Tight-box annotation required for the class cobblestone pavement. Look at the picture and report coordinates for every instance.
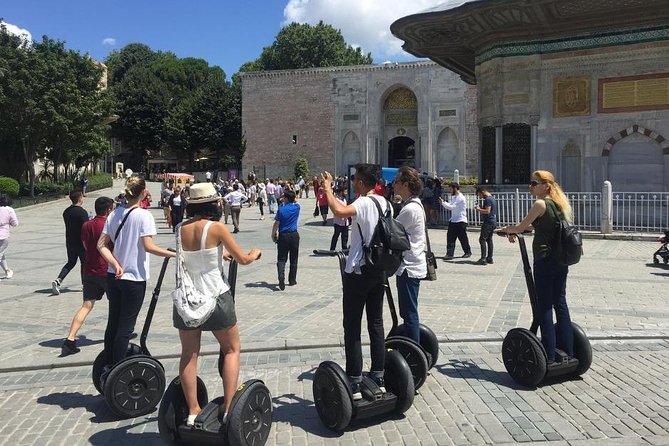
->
[1,180,668,445]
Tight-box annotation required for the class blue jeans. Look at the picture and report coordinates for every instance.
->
[395,270,421,344]
[533,256,573,361]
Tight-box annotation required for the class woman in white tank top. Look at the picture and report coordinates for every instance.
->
[175,183,262,426]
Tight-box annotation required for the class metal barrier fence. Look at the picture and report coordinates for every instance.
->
[433,190,669,233]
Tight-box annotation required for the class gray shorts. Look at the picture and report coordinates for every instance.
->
[173,290,237,331]
[83,275,108,301]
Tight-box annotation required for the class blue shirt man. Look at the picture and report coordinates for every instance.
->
[271,190,300,290]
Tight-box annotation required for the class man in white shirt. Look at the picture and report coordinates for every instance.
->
[321,164,387,401]
[224,184,248,233]
[266,180,277,214]
[438,182,472,260]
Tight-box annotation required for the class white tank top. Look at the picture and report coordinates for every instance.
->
[180,221,230,297]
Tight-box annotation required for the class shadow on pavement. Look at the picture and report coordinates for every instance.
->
[304,219,331,227]
[33,288,77,295]
[36,391,112,421]
[434,359,523,390]
[272,393,342,438]
[40,335,103,349]
[88,418,159,444]
[244,281,280,291]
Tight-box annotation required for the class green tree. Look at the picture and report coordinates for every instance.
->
[243,21,372,71]
[294,157,309,180]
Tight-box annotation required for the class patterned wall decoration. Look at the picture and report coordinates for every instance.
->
[553,76,591,117]
[384,87,418,110]
[598,72,669,113]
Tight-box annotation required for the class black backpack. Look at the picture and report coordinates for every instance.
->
[546,199,583,266]
[358,196,411,274]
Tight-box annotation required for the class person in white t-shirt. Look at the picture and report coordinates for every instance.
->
[97,176,176,368]
[393,167,427,344]
[223,184,248,234]
[321,164,387,401]
[439,182,472,260]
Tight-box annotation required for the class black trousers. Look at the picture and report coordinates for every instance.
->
[342,266,386,378]
[446,221,471,256]
[479,223,496,260]
[329,224,349,251]
[104,274,147,364]
[57,241,85,283]
[277,231,299,284]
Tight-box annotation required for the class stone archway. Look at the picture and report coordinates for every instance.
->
[603,125,668,191]
[383,86,418,167]
[341,131,361,174]
[436,127,458,177]
[388,136,416,167]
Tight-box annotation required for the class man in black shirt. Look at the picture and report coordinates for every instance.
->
[52,191,89,295]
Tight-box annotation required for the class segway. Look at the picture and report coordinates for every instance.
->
[499,232,592,387]
[334,252,439,390]
[158,260,273,446]
[653,230,669,264]
[91,255,171,418]
[312,253,416,432]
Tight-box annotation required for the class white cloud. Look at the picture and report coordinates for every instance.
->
[102,37,117,46]
[283,0,444,63]
[0,20,32,43]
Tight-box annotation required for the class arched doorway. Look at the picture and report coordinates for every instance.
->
[388,136,416,167]
[341,131,361,174]
[436,128,458,177]
[383,87,418,167]
[609,133,663,191]
[560,139,581,192]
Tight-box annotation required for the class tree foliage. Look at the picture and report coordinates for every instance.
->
[243,21,372,71]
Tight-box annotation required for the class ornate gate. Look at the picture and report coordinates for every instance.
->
[481,126,496,183]
[502,123,530,184]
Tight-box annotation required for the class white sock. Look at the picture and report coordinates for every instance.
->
[186,414,197,426]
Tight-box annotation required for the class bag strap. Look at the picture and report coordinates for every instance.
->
[356,195,386,247]
[114,207,136,242]
[405,198,433,254]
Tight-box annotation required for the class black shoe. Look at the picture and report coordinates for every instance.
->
[129,332,138,340]
[233,228,239,234]
[350,381,362,401]
[278,279,285,291]
[443,255,454,261]
[288,281,297,286]
[370,374,386,393]
[477,258,487,265]
[462,253,472,258]
[486,258,494,264]
[61,339,80,356]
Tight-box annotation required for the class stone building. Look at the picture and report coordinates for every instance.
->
[392,0,669,192]
[241,61,478,181]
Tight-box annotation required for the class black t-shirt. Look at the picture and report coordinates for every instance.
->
[63,205,89,243]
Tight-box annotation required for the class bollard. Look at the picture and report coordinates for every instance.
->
[601,180,613,233]
[454,169,460,184]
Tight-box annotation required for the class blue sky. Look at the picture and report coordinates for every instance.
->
[1,0,439,78]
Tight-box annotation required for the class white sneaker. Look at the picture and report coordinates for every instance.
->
[52,279,61,295]
[260,216,264,220]
[5,269,13,279]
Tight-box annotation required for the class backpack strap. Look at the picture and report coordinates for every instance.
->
[356,195,387,247]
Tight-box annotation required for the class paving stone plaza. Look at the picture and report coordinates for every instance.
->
[0,179,668,445]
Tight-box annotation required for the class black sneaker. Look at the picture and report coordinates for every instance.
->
[462,253,472,258]
[486,258,494,264]
[370,375,386,393]
[278,279,285,291]
[350,381,362,401]
[443,255,454,261]
[477,258,487,265]
[61,339,80,356]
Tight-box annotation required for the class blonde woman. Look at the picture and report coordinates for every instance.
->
[499,170,574,364]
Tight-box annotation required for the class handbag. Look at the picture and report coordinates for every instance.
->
[170,223,217,328]
[313,204,320,217]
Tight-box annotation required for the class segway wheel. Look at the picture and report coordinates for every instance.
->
[385,336,429,390]
[158,376,208,446]
[92,343,142,394]
[384,349,415,415]
[571,323,592,376]
[227,381,273,446]
[390,324,440,370]
[103,356,166,418]
[502,328,547,387]
[312,362,353,431]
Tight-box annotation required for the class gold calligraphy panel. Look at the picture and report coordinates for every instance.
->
[553,76,591,117]
[599,73,669,113]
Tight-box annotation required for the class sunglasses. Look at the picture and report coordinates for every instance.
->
[529,180,543,187]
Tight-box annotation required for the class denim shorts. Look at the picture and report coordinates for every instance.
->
[173,290,237,331]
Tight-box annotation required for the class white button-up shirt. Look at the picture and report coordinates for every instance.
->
[441,192,468,223]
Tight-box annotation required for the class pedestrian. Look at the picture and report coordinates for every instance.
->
[224,183,248,234]
[168,185,185,232]
[80,175,89,197]
[0,194,18,279]
[61,196,114,356]
[329,187,349,251]
[172,182,262,426]
[438,182,472,260]
[320,164,388,401]
[304,177,310,198]
[161,184,173,229]
[317,185,329,225]
[257,182,267,220]
[52,191,89,295]
[96,176,175,369]
[313,176,320,197]
[392,167,427,344]
[271,190,300,290]
[266,180,277,214]
[499,170,574,364]
[248,182,257,207]
[297,176,306,198]
[474,186,497,265]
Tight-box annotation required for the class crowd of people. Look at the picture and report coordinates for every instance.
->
[8,164,575,424]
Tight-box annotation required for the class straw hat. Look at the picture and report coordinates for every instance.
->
[188,183,220,203]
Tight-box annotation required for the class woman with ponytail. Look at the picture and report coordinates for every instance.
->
[499,170,574,364]
[97,176,175,366]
